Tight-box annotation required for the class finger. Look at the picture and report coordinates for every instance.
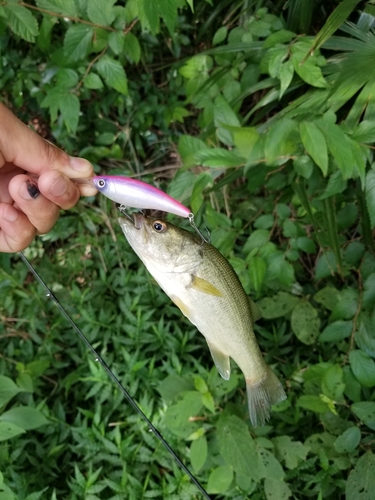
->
[0,103,94,179]
[8,175,61,235]
[0,203,36,252]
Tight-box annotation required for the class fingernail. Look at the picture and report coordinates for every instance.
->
[49,175,68,197]
[3,205,19,222]
[70,156,93,173]
[19,180,40,200]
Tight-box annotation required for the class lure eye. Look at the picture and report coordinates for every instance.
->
[153,221,167,233]
[97,179,106,188]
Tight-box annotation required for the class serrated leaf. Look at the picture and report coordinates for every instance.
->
[291,300,320,345]
[334,427,361,453]
[264,478,292,500]
[138,0,160,34]
[0,422,26,442]
[97,55,128,95]
[299,121,328,175]
[194,148,243,168]
[178,135,209,168]
[83,73,104,90]
[273,436,309,470]
[217,414,259,479]
[156,0,176,35]
[207,465,233,494]
[346,451,375,500]
[36,0,77,17]
[0,406,49,431]
[365,168,375,228]
[319,170,347,199]
[60,93,80,133]
[64,24,93,62]
[190,435,207,474]
[349,350,375,388]
[4,4,39,43]
[87,0,116,26]
[123,33,141,63]
[257,292,299,319]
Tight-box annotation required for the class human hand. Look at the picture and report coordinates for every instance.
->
[0,103,97,252]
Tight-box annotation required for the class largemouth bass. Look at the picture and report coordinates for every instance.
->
[119,214,286,426]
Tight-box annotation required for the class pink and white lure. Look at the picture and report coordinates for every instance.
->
[92,175,191,218]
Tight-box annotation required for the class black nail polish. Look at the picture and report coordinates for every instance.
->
[26,180,40,199]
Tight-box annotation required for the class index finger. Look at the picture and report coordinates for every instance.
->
[0,103,93,178]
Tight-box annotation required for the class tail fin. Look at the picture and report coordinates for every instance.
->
[246,366,286,427]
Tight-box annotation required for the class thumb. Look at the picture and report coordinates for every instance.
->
[0,103,93,178]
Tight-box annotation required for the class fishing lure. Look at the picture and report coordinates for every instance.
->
[19,252,211,500]
[92,175,191,218]
[90,175,208,242]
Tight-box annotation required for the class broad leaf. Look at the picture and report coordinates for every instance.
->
[0,376,22,408]
[299,121,328,175]
[291,300,320,345]
[365,168,375,228]
[0,406,49,431]
[346,452,375,500]
[97,56,128,95]
[190,435,208,474]
[64,24,93,62]
[4,4,39,43]
[87,0,116,26]
[349,350,375,388]
[207,465,233,494]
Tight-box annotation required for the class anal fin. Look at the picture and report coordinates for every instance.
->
[206,341,231,380]
[189,275,223,297]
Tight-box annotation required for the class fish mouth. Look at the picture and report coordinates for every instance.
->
[118,212,144,229]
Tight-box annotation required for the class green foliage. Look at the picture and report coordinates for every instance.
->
[1,0,375,499]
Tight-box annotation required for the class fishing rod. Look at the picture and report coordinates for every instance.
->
[19,251,211,500]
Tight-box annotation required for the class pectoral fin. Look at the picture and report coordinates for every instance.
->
[206,341,231,380]
[249,298,262,322]
[189,275,223,297]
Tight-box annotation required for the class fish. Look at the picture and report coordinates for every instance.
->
[91,175,191,218]
[119,213,287,426]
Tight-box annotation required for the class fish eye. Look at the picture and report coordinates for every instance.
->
[153,221,167,232]
[97,179,106,188]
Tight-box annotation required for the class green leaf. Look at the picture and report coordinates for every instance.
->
[0,406,49,431]
[314,286,340,311]
[213,26,228,45]
[265,118,297,165]
[293,156,314,179]
[319,320,353,343]
[231,127,261,160]
[4,3,39,43]
[257,446,285,480]
[264,478,292,500]
[207,465,233,494]
[356,315,375,358]
[321,364,345,401]
[349,350,375,388]
[0,422,26,442]
[248,256,267,293]
[138,0,160,34]
[291,300,320,345]
[178,135,209,168]
[297,395,330,413]
[83,73,104,90]
[351,402,375,429]
[64,25,93,62]
[363,273,375,310]
[195,148,243,168]
[257,292,299,319]
[311,0,362,53]
[36,0,77,17]
[156,0,177,35]
[0,376,22,407]
[317,121,356,179]
[97,55,128,95]
[87,0,116,26]
[279,59,294,98]
[60,94,80,133]
[123,33,141,63]
[273,436,310,470]
[157,374,193,402]
[334,427,361,453]
[190,435,207,474]
[214,95,240,145]
[108,31,125,55]
[164,391,203,437]
[217,414,259,479]
[346,451,375,500]
[365,168,375,228]
[299,121,328,176]
[319,171,347,199]
[297,237,316,254]
[292,53,327,88]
